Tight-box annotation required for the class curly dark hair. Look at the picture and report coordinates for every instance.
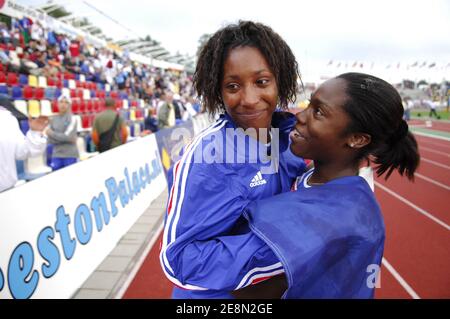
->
[193,20,301,116]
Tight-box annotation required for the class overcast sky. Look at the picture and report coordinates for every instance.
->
[19,0,450,82]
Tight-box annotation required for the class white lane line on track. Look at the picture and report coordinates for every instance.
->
[375,181,450,231]
[421,157,450,170]
[114,222,164,299]
[382,258,420,299]
[414,172,450,191]
[419,146,450,157]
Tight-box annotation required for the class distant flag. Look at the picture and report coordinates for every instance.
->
[397,62,400,69]
[352,61,358,68]
[327,60,333,66]
[337,62,341,68]
[360,63,364,68]
[428,62,436,68]
[420,61,427,68]
[411,61,418,67]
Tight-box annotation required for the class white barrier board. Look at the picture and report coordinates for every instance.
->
[0,134,166,299]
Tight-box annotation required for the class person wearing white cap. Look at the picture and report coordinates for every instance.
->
[46,94,79,170]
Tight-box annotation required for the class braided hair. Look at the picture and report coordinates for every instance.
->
[194,20,300,116]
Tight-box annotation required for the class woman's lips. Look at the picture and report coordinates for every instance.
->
[236,109,266,120]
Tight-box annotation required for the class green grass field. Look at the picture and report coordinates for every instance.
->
[411,109,449,120]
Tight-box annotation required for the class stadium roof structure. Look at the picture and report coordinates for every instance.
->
[33,2,195,70]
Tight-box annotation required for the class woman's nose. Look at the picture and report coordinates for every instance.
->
[295,108,307,124]
[241,86,259,107]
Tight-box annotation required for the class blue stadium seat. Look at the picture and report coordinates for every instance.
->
[54,88,62,99]
[11,86,23,99]
[0,85,8,95]
[45,87,55,100]
[19,74,28,86]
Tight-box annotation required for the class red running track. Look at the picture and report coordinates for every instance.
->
[123,133,450,299]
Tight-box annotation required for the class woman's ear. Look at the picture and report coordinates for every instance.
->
[347,133,371,149]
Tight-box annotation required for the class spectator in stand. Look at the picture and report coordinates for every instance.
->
[0,95,48,192]
[92,97,128,152]
[46,95,79,170]
[157,90,176,129]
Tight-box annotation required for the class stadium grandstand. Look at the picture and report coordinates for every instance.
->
[0,0,203,182]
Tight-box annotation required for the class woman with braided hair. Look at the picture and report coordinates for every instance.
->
[159,21,307,298]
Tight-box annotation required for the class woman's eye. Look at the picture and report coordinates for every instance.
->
[257,79,269,85]
[314,107,324,117]
[226,83,239,90]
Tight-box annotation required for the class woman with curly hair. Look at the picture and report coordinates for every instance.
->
[159,20,306,298]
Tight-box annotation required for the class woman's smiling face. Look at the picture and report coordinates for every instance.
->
[221,46,278,131]
[290,78,353,163]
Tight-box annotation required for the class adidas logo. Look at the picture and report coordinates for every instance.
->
[250,171,267,188]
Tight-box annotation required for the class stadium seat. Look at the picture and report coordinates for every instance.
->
[104,83,110,92]
[61,88,70,98]
[81,115,90,128]
[55,77,63,88]
[23,86,34,99]
[79,74,86,82]
[86,100,93,112]
[35,87,45,100]
[38,76,47,88]
[79,100,86,113]
[44,88,55,100]
[7,73,18,86]
[51,100,59,113]
[54,88,62,99]
[76,89,83,99]
[68,79,76,89]
[19,74,28,86]
[130,109,136,121]
[0,71,6,84]
[70,89,77,98]
[40,100,53,116]
[83,89,90,100]
[71,99,80,113]
[47,77,56,87]
[0,64,4,72]
[28,75,38,87]
[28,100,40,117]
[75,80,83,88]
[115,99,122,109]
[110,91,118,99]
[14,100,28,116]
[122,99,129,109]
[0,85,8,95]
